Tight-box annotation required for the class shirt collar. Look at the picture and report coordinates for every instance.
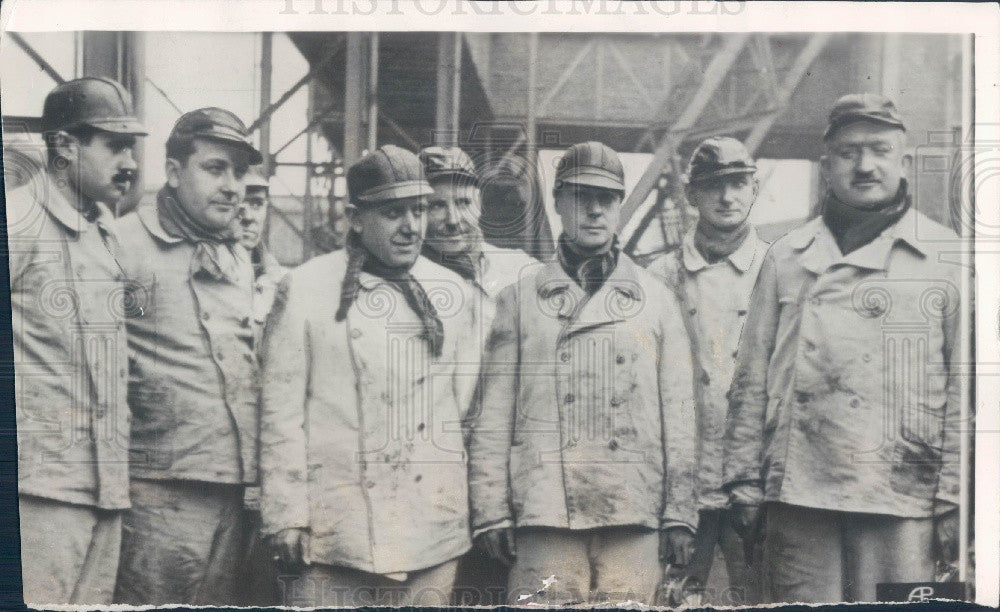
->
[137,202,185,244]
[357,255,433,290]
[41,174,114,235]
[791,207,927,274]
[681,225,763,274]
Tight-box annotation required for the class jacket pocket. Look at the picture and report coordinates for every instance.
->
[126,370,176,470]
[889,436,941,500]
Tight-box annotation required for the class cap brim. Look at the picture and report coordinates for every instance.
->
[197,135,264,165]
[81,118,149,136]
[823,113,905,139]
[688,167,757,184]
[558,171,625,192]
[357,180,434,204]
[427,170,479,187]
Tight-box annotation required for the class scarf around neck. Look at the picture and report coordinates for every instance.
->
[336,232,444,358]
[156,186,241,282]
[557,233,620,296]
[694,219,751,264]
[821,179,911,255]
[421,240,482,283]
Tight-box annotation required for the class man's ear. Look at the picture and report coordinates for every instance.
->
[751,177,761,201]
[819,154,831,182]
[901,152,914,174]
[50,131,78,166]
[165,157,182,189]
[346,204,363,234]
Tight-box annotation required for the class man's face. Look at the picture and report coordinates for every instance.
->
[166,138,249,231]
[822,122,909,208]
[687,173,757,232]
[351,196,427,268]
[554,184,621,250]
[425,180,481,254]
[237,185,269,249]
[69,131,139,206]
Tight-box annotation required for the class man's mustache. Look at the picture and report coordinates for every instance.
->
[113,169,137,183]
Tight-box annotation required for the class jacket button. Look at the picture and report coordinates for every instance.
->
[202,311,210,321]
[366,480,376,489]
[737,309,747,317]
[216,351,225,361]
[688,308,697,316]
[616,355,626,365]
[850,398,861,408]
[701,371,711,385]
[811,297,821,306]
[564,393,575,404]
[95,407,106,419]
[560,352,570,362]
[862,353,872,363]
[608,439,619,451]
[351,329,362,339]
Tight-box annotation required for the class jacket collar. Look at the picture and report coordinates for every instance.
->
[789,206,926,274]
[357,255,435,291]
[535,252,643,333]
[41,173,115,235]
[137,202,185,245]
[681,225,763,274]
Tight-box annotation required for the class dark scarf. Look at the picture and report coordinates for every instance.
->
[421,240,482,283]
[694,219,751,264]
[156,186,240,282]
[822,180,911,255]
[557,233,620,296]
[336,232,444,358]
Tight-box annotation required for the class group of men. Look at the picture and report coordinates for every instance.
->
[11,73,963,607]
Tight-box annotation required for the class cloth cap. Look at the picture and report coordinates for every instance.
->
[42,77,147,135]
[244,165,269,190]
[823,93,905,140]
[686,136,757,184]
[169,107,263,164]
[554,141,625,193]
[418,146,479,186]
[347,144,433,206]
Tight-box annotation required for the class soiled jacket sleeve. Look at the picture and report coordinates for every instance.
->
[658,286,698,530]
[259,274,311,535]
[466,284,518,537]
[936,274,965,513]
[724,248,780,506]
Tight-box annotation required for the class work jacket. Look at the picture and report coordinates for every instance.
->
[250,246,287,348]
[647,227,769,509]
[115,204,258,484]
[724,208,964,517]
[467,254,699,536]
[259,250,478,575]
[8,176,130,509]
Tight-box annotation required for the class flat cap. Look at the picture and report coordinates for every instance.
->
[42,77,147,135]
[419,146,479,186]
[686,136,756,184]
[823,93,905,140]
[555,141,625,193]
[169,107,263,164]
[244,165,269,190]
[348,145,433,206]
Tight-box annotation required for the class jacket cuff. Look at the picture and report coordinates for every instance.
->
[659,519,695,534]
[727,482,764,506]
[472,518,513,540]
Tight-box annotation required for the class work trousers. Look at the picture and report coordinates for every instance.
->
[507,526,661,605]
[19,495,122,605]
[114,479,245,605]
[762,502,935,603]
[280,559,459,606]
[686,508,760,605]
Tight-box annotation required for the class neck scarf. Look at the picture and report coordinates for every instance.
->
[156,186,240,282]
[557,233,619,296]
[822,179,910,255]
[421,239,482,283]
[694,219,751,264]
[336,232,444,358]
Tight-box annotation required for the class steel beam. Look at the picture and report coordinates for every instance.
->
[9,32,65,83]
[435,32,462,146]
[744,33,832,153]
[535,39,594,117]
[259,32,273,176]
[618,33,751,232]
[343,32,368,164]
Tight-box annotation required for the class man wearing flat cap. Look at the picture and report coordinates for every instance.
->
[647,136,768,604]
[724,94,964,603]
[259,145,478,606]
[9,77,145,605]
[468,141,698,604]
[112,107,263,605]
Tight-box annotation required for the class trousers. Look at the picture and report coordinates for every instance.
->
[507,526,662,605]
[113,479,245,605]
[762,502,935,603]
[686,508,760,605]
[280,559,459,606]
[19,495,122,605]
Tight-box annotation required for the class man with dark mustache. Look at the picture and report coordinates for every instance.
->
[259,145,478,606]
[9,77,145,605]
[468,141,698,605]
[112,108,263,605]
[724,94,964,603]
[647,137,768,604]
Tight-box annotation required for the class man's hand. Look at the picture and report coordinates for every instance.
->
[934,509,960,563]
[728,503,762,540]
[660,526,695,566]
[475,527,516,566]
[269,527,311,569]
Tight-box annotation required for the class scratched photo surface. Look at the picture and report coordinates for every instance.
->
[0,12,982,608]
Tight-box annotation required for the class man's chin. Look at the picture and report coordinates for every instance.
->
[425,239,470,254]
